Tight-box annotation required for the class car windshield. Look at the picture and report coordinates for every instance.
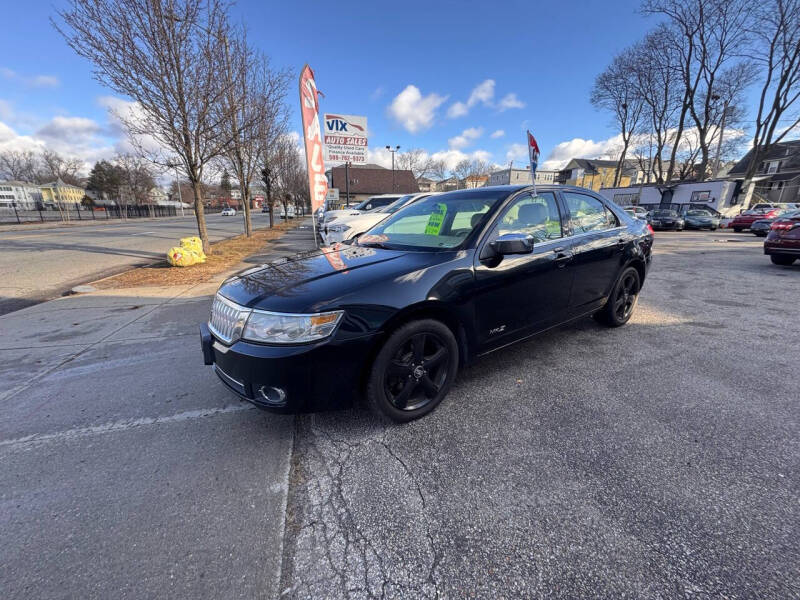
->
[653,210,677,217]
[687,210,711,216]
[377,195,414,214]
[358,190,508,251]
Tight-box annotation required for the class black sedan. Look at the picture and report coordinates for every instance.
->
[201,185,654,422]
[649,209,685,231]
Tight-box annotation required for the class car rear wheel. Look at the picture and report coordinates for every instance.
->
[366,319,459,422]
[770,255,796,266]
[733,227,743,233]
[594,267,641,327]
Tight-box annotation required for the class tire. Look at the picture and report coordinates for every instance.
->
[711,226,717,231]
[594,266,641,327]
[733,227,743,233]
[770,255,796,266]
[366,319,459,422]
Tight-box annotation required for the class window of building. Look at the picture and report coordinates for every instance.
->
[690,190,711,202]
[613,192,640,206]
[765,160,780,174]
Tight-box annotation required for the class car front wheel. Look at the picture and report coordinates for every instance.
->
[366,319,459,422]
[770,255,796,266]
[595,266,641,327]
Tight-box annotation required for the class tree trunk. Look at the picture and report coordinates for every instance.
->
[240,182,252,237]
[190,180,210,254]
[614,143,629,188]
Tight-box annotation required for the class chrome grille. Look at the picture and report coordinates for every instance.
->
[208,294,251,344]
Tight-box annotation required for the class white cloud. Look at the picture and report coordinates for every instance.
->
[490,129,505,139]
[1,68,60,88]
[446,102,469,118]
[498,93,525,111]
[540,136,621,170]
[447,79,495,118]
[506,143,528,163]
[387,85,447,133]
[448,127,483,150]
[467,79,495,107]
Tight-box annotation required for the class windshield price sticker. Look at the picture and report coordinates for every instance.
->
[425,203,448,235]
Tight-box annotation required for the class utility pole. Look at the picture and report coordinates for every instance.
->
[385,145,400,192]
[345,161,350,207]
[712,98,730,179]
[508,160,513,185]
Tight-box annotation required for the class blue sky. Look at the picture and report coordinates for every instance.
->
[0,0,665,175]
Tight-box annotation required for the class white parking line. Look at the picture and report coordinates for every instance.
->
[1,403,255,450]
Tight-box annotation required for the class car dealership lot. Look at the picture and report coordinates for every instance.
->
[1,230,798,599]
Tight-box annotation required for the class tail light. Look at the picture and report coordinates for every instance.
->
[766,209,780,218]
[771,220,795,230]
[646,224,654,235]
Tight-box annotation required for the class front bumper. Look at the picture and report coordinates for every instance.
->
[200,323,377,413]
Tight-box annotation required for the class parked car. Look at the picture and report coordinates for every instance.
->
[322,193,433,246]
[683,209,720,230]
[730,207,782,232]
[261,205,270,213]
[623,206,649,220]
[764,211,800,265]
[322,195,402,228]
[200,185,654,421]
[221,207,236,216]
[750,209,800,236]
[280,205,296,218]
[649,209,685,231]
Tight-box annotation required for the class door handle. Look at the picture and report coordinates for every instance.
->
[553,247,571,268]
[616,238,625,249]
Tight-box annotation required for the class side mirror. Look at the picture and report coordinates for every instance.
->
[490,233,534,255]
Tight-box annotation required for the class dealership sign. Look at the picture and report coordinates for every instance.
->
[323,114,368,163]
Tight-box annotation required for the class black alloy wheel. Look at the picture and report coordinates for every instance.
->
[367,319,459,422]
[771,255,796,266]
[595,266,641,327]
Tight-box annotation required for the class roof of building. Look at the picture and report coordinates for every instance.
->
[41,178,85,190]
[329,166,419,194]
[564,158,639,176]
[0,180,41,186]
[728,139,800,176]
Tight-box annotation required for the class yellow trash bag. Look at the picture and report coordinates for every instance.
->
[180,236,203,254]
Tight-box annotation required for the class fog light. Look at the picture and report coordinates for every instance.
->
[257,385,287,406]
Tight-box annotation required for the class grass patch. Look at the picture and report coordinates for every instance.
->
[95,220,302,289]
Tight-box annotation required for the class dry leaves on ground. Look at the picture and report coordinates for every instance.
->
[94,221,302,289]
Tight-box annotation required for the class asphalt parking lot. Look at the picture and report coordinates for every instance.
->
[2,229,798,599]
[280,230,799,598]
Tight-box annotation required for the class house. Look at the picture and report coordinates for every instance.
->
[416,176,437,193]
[39,178,85,208]
[463,174,489,189]
[327,163,419,204]
[0,180,43,210]
[727,140,800,205]
[557,159,639,191]
[487,167,559,186]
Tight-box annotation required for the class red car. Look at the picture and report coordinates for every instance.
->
[764,213,800,265]
[730,208,781,232]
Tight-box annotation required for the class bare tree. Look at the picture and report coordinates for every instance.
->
[115,153,156,211]
[643,0,755,182]
[591,48,645,186]
[217,23,291,237]
[427,159,448,185]
[0,150,39,181]
[630,26,682,183]
[40,149,84,185]
[741,0,800,184]
[55,0,237,253]
[396,148,432,179]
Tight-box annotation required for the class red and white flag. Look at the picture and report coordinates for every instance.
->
[299,64,328,213]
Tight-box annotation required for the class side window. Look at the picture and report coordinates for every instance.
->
[490,191,563,243]
[564,192,618,234]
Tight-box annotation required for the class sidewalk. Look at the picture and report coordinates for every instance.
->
[0,221,316,599]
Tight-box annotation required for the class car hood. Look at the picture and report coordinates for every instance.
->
[324,209,362,222]
[217,244,425,313]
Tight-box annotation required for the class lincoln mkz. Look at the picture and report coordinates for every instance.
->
[200,185,654,422]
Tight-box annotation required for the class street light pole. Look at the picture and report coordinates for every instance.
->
[385,145,400,192]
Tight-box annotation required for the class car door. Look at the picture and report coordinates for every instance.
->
[561,191,625,313]
[472,191,574,350]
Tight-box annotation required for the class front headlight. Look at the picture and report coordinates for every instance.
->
[242,310,344,344]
